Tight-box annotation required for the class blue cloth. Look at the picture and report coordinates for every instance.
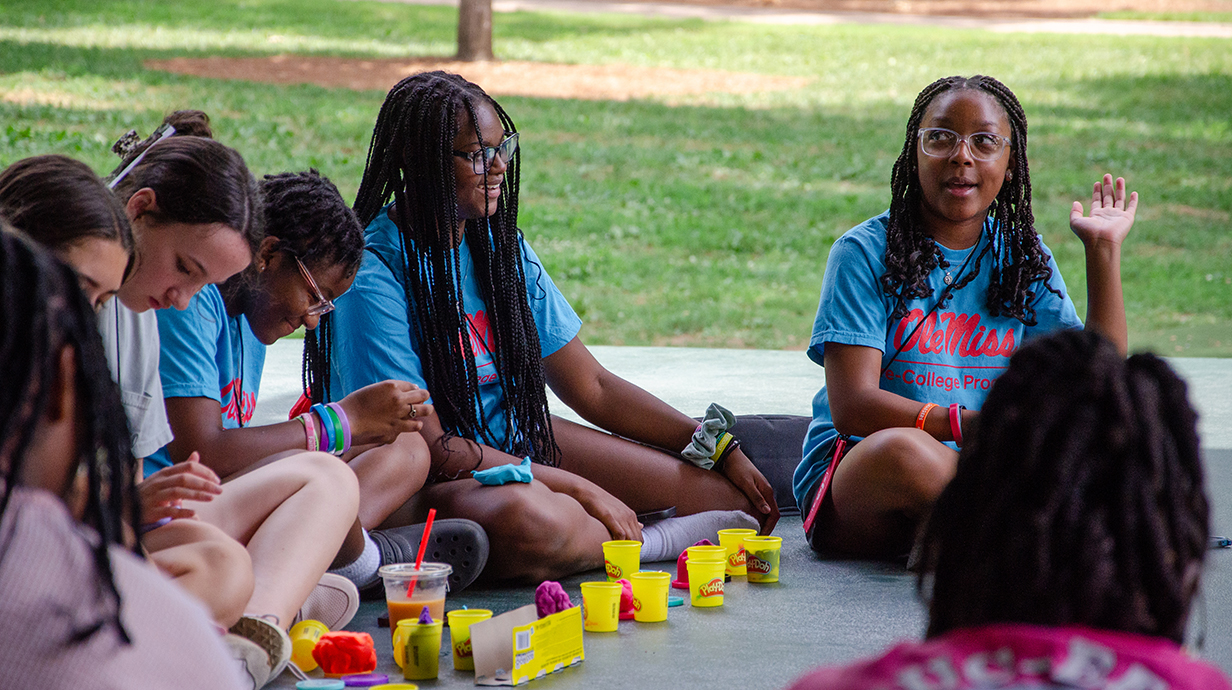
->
[148,285,267,473]
[329,206,582,453]
[472,457,535,485]
[791,212,1083,510]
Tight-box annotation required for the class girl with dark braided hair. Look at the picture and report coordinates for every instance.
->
[788,329,1228,690]
[0,229,245,689]
[329,71,775,583]
[794,75,1138,560]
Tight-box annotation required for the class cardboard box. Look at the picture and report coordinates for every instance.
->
[470,604,585,686]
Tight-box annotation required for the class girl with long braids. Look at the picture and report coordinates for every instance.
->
[153,169,489,593]
[794,75,1137,559]
[0,229,245,688]
[788,329,1228,689]
[328,71,776,583]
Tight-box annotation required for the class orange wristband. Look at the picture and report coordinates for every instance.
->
[915,402,938,430]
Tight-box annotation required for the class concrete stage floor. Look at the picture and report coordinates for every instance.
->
[257,343,1232,689]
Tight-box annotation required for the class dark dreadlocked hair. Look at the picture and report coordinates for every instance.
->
[882,75,1059,325]
[245,170,364,404]
[351,71,558,466]
[920,329,1208,644]
[0,228,139,645]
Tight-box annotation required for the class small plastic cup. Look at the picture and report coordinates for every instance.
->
[744,535,782,583]
[289,619,329,672]
[685,544,727,563]
[602,540,641,581]
[447,608,493,671]
[628,571,670,623]
[379,563,451,641]
[687,558,726,607]
[392,618,443,680]
[580,581,622,632]
[717,528,758,577]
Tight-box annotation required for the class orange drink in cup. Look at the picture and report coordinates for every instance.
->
[602,540,641,581]
[717,528,757,577]
[379,563,451,641]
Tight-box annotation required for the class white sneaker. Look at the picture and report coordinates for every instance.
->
[229,615,291,687]
[295,572,360,630]
[222,632,271,690]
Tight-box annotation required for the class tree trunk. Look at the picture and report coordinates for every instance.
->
[457,0,494,61]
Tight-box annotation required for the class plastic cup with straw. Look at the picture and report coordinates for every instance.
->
[379,508,452,633]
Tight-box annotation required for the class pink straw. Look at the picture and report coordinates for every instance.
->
[406,508,437,597]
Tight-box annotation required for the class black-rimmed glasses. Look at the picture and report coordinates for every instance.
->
[453,132,519,175]
[918,128,1011,162]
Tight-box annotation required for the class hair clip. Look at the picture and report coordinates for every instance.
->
[111,130,140,158]
[107,123,177,190]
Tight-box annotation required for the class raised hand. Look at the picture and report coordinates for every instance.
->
[1070,174,1138,248]
[138,453,222,521]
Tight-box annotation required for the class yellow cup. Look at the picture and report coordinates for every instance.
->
[392,619,444,679]
[687,558,726,607]
[717,528,758,577]
[602,540,641,581]
[580,581,622,632]
[446,609,492,671]
[685,545,727,563]
[628,571,670,623]
[288,619,328,672]
[744,535,782,583]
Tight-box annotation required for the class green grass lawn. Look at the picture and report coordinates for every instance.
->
[2,0,1230,355]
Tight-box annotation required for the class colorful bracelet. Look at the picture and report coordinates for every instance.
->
[296,413,318,452]
[710,431,735,462]
[322,405,345,456]
[327,402,352,455]
[311,404,336,455]
[916,402,938,430]
[949,403,966,447]
[713,437,741,472]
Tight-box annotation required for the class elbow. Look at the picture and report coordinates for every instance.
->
[829,402,864,438]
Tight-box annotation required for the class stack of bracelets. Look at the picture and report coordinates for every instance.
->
[709,430,741,471]
[294,403,353,456]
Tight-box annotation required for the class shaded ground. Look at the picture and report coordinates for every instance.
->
[145,55,810,99]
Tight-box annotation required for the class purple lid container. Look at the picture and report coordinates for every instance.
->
[342,673,390,687]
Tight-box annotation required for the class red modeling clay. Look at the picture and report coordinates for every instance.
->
[618,579,635,620]
[535,580,573,618]
[312,631,377,677]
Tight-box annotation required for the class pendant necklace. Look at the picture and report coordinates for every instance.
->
[944,242,979,285]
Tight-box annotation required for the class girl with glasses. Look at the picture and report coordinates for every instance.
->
[326,71,776,584]
[788,330,1228,690]
[795,75,1137,560]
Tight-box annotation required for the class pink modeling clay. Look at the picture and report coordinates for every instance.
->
[672,539,716,590]
[618,579,635,620]
[418,605,433,624]
[535,580,573,618]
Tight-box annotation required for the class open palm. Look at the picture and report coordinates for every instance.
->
[1070,174,1138,247]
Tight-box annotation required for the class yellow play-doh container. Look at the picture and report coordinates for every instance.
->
[602,540,641,581]
[684,545,727,563]
[628,571,670,623]
[686,558,726,607]
[744,535,782,583]
[580,581,622,632]
[717,528,758,577]
[288,619,329,672]
[393,619,443,680]
[446,609,492,671]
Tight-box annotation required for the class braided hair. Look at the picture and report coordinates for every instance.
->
[920,329,1208,644]
[352,71,558,466]
[0,228,139,644]
[245,170,364,404]
[882,75,1058,325]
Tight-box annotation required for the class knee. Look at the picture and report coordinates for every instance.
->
[485,489,579,582]
[196,532,255,626]
[861,429,956,508]
[293,452,361,510]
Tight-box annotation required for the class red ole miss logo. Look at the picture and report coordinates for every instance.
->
[728,548,746,568]
[455,638,473,658]
[605,560,622,579]
[697,579,724,598]
[747,555,773,574]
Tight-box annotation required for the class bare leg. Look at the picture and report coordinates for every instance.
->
[395,478,610,584]
[144,518,254,628]
[813,428,957,559]
[551,416,755,516]
[348,432,431,530]
[188,451,360,627]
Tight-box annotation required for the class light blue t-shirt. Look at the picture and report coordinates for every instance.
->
[329,206,582,453]
[792,212,1083,510]
[148,284,266,473]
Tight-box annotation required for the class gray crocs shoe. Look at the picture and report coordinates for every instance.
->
[369,518,489,592]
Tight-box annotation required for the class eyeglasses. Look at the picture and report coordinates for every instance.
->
[452,132,519,175]
[294,256,335,317]
[918,128,1011,162]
